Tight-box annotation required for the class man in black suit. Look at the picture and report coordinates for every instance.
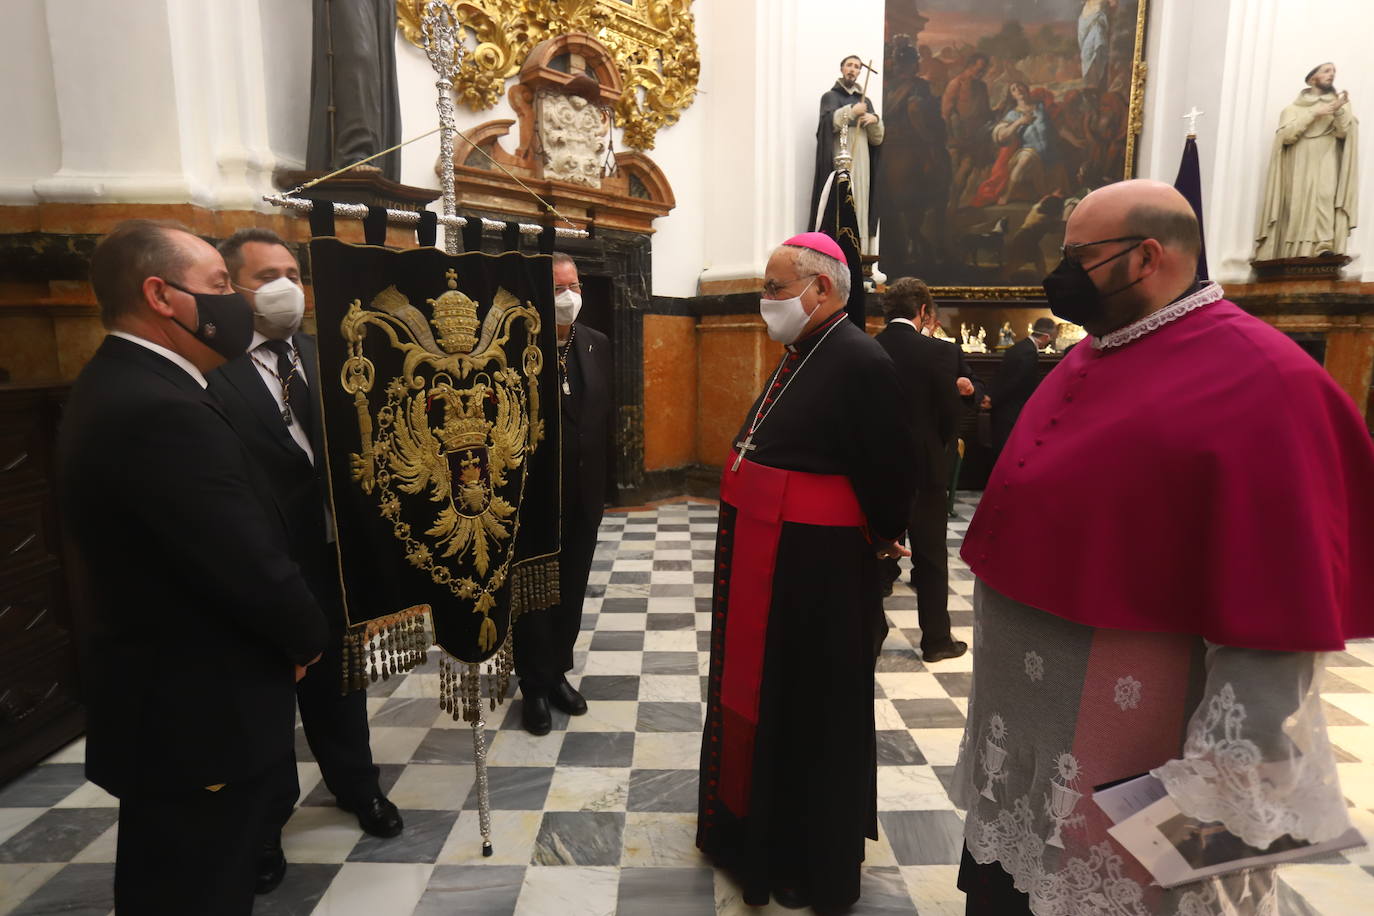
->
[207,229,403,893]
[58,220,329,915]
[989,316,1056,455]
[953,346,989,409]
[515,252,612,734]
[875,278,967,662]
[930,312,989,504]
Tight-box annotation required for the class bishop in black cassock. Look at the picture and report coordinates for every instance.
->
[697,233,918,911]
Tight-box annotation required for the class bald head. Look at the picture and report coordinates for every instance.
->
[1060,180,1203,335]
[1070,180,1201,261]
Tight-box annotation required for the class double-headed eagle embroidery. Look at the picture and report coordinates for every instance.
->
[342,269,544,652]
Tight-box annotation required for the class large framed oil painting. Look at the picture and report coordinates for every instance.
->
[879,0,1149,297]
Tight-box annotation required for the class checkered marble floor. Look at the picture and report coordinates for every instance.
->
[4,495,1374,915]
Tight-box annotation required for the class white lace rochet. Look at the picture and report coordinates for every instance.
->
[954,583,1352,916]
[1151,644,1351,850]
[1093,281,1224,350]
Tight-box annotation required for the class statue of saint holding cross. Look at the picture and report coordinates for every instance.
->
[809,54,884,255]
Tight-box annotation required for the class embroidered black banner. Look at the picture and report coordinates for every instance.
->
[310,236,560,678]
[815,168,868,327]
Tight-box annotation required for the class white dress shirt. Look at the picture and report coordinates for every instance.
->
[247,331,315,465]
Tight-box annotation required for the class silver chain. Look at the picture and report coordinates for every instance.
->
[745,315,846,440]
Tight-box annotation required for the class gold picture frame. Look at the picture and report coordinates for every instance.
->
[880,0,1150,299]
[397,0,700,150]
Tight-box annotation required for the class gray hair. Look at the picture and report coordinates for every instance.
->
[784,244,850,304]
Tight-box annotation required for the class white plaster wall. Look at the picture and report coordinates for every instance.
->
[645,0,709,298]
[259,0,312,169]
[37,0,188,201]
[16,0,297,208]
[1135,0,1231,213]
[0,0,61,203]
[169,0,252,207]
[697,0,769,288]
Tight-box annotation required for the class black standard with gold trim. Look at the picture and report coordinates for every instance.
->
[310,236,562,720]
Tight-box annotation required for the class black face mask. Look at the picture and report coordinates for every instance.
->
[1042,241,1145,327]
[165,281,254,360]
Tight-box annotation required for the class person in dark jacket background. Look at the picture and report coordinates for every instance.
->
[514,252,613,735]
[208,228,403,896]
[989,316,1056,455]
[875,278,967,662]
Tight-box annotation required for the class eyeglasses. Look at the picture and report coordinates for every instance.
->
[761,274,818,299]
[1060,236,1146,269]
[554,282,583,295]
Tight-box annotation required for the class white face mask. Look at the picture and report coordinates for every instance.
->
[759,277,817,344]
[554,288,582,326]
[243,276,305,340]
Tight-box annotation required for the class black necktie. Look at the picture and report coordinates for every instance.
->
[261,339,312,433]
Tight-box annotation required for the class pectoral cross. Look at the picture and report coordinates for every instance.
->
[1183,107,1204,137]
[731,435,757,472]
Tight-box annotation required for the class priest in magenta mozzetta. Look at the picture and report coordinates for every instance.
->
[696,233,919,911]
[953,180,1374,915]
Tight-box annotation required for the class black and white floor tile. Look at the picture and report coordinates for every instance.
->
[3,496,1374,914]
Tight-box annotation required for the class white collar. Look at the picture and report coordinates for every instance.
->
[108,331,208,388]
[889,318,920,331]
[250,330,296,354]
[1092,281,1224,351]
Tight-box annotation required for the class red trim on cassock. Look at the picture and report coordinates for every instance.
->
[716,454,867,818]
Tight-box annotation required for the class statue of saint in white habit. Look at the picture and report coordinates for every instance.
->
[1254,62,1359,261]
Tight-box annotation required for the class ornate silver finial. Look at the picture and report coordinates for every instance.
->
[422,1,464,253]
[1183,106,1204,137]
[421,2,463,83]
[834,124,853,172]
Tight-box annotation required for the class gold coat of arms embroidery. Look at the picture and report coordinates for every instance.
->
[343,268,545,654]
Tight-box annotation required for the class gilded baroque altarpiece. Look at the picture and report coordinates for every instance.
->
[398,0,700,150]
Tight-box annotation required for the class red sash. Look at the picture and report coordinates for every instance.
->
[716,454,867,817]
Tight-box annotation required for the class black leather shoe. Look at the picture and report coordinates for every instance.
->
[522,693,552,735]
[548,678,588,716]
[922,640,968,663]
[773,885,810,909]
[338,794,404,839]
[255,844,286,895]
